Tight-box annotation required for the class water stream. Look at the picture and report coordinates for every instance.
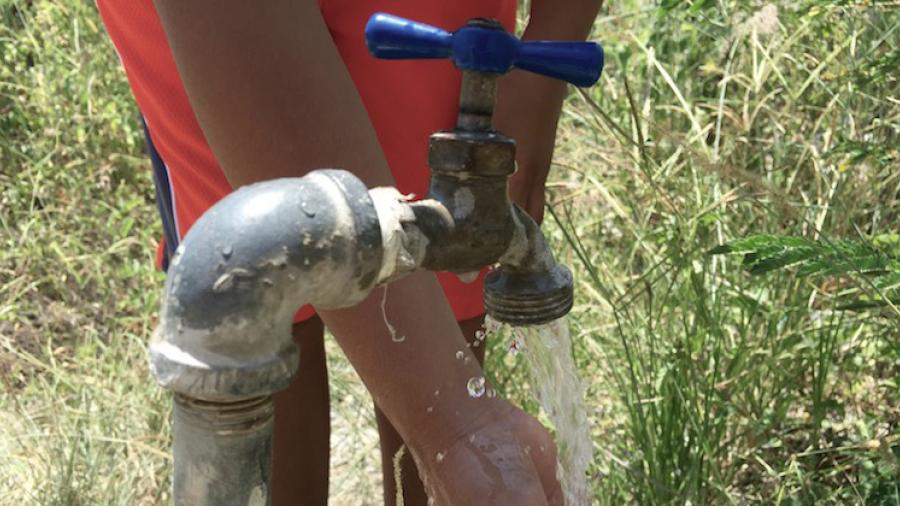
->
[487,316,593,505]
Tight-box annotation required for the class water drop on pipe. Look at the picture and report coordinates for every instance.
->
[466,376,486,398]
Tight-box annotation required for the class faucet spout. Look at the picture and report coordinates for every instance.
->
[485,205,574,325]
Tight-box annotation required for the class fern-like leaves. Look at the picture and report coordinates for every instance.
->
[710,234,900,310]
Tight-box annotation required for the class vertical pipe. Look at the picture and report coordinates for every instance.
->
[150,171,390,505]
[172,395,275,506]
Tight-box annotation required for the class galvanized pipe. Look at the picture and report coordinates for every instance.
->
[151,170,385,400]
[172,395,274,505]
[152,170,392,505]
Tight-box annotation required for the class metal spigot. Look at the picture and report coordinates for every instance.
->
[365,13,604,324]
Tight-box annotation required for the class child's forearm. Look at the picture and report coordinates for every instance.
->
[495,0,603,220]
[318,272,509,458]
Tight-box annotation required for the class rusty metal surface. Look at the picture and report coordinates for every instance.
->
[457,70,499,130]
[428,130,515,177]
[173,395,274,506]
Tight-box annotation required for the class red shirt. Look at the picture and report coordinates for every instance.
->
[98,0,516,322]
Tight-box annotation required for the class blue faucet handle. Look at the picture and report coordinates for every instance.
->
[365,13,604,87]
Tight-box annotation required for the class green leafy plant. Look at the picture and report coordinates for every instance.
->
[710,234,900,312]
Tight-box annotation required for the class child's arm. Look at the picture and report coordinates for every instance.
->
[151,0,560,502]
[497,0,603,223]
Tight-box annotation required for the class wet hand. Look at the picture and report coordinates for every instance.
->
[413,398,562,505]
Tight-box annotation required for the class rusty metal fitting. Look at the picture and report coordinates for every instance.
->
[457,71,499,131]
[428,130,516,178]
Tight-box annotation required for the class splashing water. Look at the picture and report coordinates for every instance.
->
[380,285,405,343]
[466,376,486,398]
[486,316,593,505]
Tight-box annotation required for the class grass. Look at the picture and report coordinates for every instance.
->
[1,0,898,504]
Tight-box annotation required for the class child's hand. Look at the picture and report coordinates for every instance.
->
[412,398,562,505]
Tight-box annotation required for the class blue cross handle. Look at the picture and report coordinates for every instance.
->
[365,13,604,88]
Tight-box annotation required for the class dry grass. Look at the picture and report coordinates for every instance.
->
[2,0,898,504]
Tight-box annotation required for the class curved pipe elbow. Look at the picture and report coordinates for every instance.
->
[150,170,385,400]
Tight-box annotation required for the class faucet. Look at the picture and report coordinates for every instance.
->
[150,13,603,505]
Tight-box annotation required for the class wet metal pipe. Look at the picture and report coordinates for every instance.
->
[152,171,385,400]
[152,170,391,504]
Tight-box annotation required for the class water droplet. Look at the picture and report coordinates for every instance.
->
[426,406,433,413]
[468,434,476,444]
[455,351,464,360]
[212,268,253,292]
[456,270,479,283]
[212,273,234,293]
[380,286,405,342]
[472,340,481,347]
[466,376,486,398]
[221,245,233,260]
[434,389,440,397]
[300,201,316,218]
[486,388,496,398]
[435,451,445,463]
[475,329,486,341]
